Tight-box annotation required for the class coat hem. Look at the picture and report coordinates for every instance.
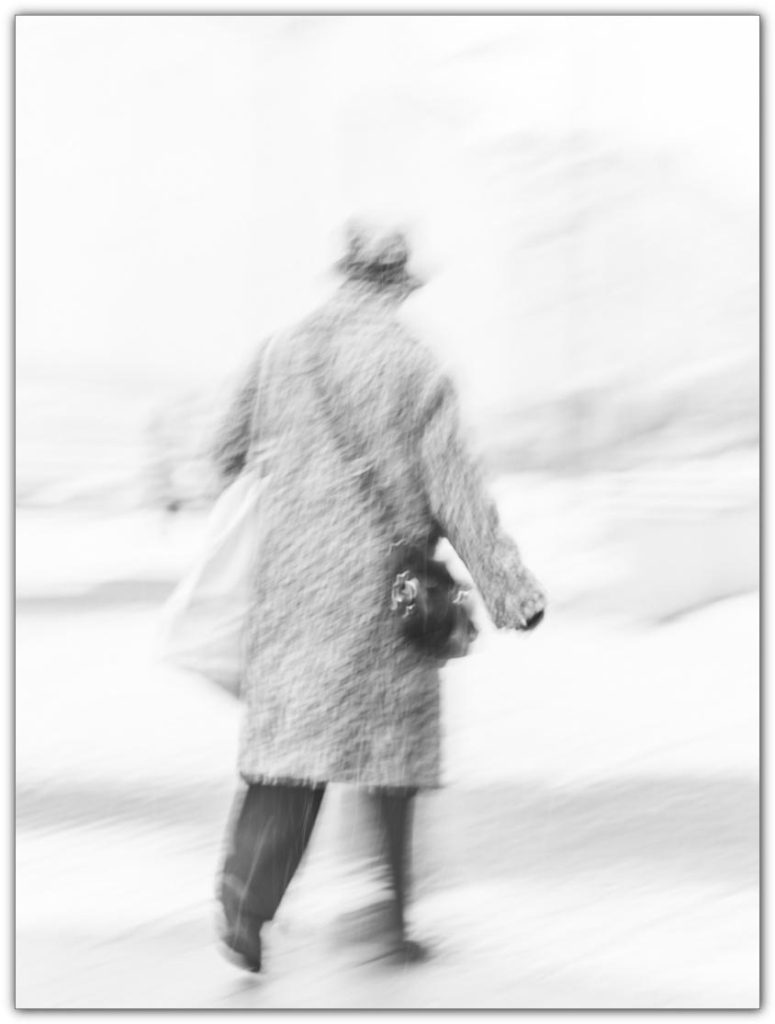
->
[238,770,442,792]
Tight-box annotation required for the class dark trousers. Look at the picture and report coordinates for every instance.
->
[219,783,416,943]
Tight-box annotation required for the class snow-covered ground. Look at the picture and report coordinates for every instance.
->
[15,493,758,1008]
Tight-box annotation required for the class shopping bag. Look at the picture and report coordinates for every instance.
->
[156,469,267,694]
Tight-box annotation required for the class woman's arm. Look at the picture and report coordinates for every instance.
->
[417,367,546,630]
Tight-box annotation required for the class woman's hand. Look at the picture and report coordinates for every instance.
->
[513,566,547,631]
[492,560,547,632]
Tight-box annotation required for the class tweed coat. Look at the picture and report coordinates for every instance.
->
[211,279,546,789]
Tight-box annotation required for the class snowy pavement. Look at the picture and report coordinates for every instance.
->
[16,580,758,1008]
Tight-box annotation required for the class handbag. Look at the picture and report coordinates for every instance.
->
[308,345,477,662]
[388,541,478,659]
[155,341,274,693]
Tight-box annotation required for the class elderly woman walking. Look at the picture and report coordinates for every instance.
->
[211,224,546,971]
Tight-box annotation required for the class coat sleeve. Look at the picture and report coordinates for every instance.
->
[415,355,547,630]
[208,342,268,485]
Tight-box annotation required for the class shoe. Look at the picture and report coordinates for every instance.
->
[359,934,431,967]
[220,940,262,973]
[393,937,430,964]
[220,918,263,973]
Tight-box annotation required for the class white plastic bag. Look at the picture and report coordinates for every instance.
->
[158,337,277,693]
[156,469,267,693]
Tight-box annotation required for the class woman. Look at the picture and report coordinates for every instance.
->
[211,223,546,971]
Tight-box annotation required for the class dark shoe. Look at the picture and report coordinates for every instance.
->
[220,940,262,973]
[220,917,263,973]
[393,937,430,964]
[359,934,431,967]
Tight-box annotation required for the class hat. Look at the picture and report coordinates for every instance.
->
[336,221,423,290]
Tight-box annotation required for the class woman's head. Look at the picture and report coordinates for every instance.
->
[336,220,423,296]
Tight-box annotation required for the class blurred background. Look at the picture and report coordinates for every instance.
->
[16,15,759,1009]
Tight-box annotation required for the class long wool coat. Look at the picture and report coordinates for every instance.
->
[211,279,546,789]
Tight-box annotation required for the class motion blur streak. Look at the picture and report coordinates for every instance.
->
[16,15,758,1009]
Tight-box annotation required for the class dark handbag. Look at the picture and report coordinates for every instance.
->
[389,543,478,659]
[308,344,477,661]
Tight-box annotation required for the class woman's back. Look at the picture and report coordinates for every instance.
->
[212,230,545,789]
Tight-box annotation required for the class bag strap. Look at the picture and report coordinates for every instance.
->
[306,337,403,548]
[244,335,278,472]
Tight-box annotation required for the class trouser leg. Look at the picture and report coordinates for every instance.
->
[219,782,325,937]
[373,788,417,935]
